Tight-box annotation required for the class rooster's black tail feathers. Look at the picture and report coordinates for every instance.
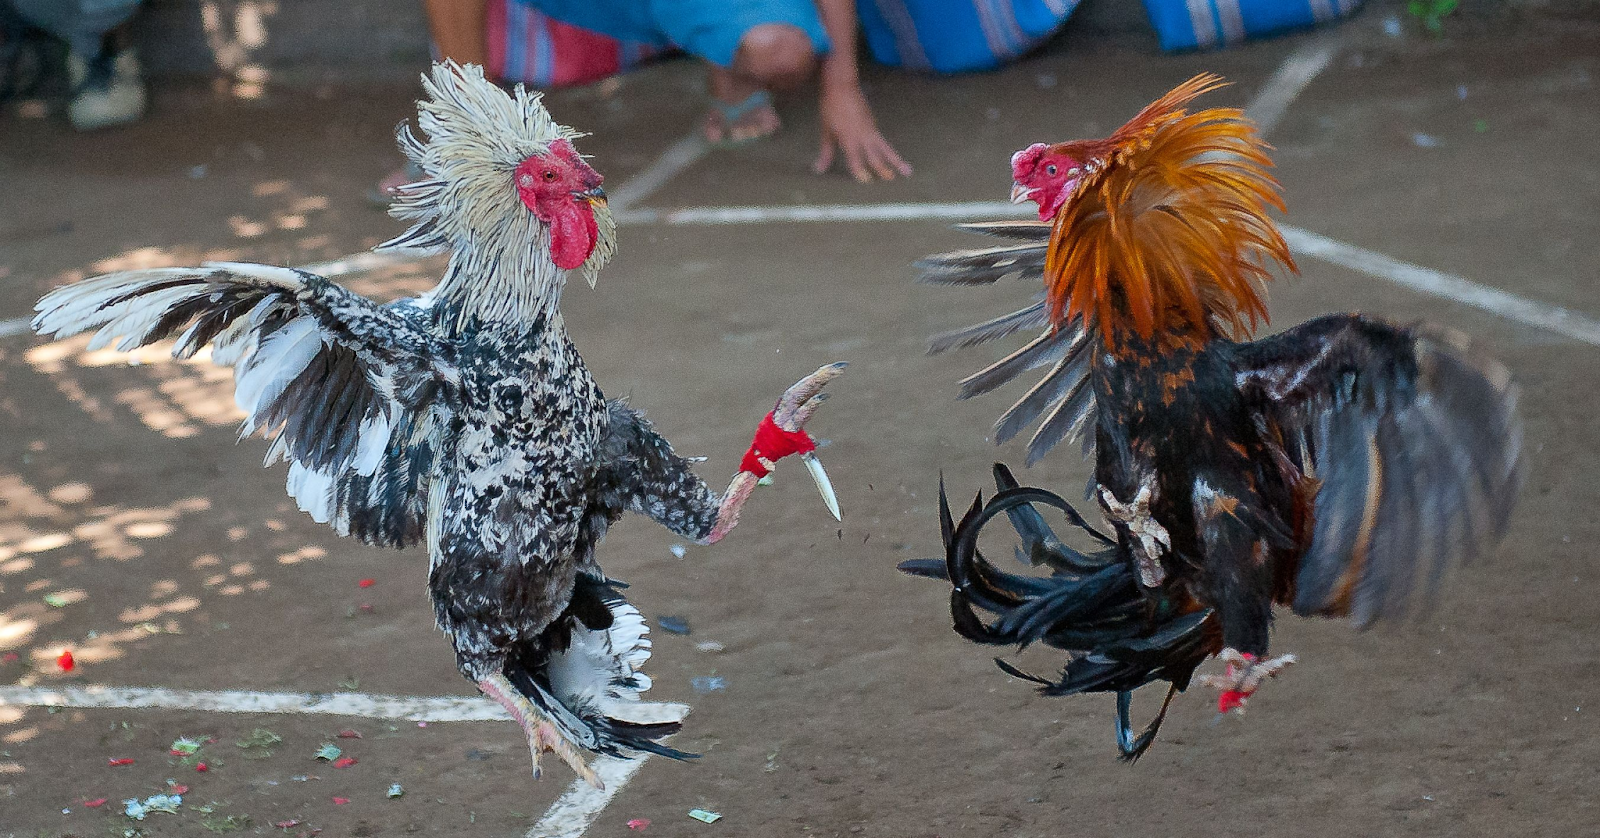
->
[898,464,1215,760]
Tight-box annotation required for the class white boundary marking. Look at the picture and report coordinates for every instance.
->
[526,756,647,838]
[1245,34,1340,134]
[618,200,1600,345]
[1279,227,1600,345]
[0,683,651,838]
[0,683,510,721]
[604,134,710,212]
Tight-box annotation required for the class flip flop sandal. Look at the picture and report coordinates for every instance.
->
[705,89,774,148]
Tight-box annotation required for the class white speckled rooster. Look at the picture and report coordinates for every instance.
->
[32,62,845,787]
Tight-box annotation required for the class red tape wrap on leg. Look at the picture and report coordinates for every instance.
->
[740,411,816,477]
[1216,652,1256,714]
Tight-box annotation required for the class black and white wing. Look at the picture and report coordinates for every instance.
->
[919,221,1096,466]
[1232,314,1524,626]
[33,262,459,547]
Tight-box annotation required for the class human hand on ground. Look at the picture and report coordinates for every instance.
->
[813,82,912,182]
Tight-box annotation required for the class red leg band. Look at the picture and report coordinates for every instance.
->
[740,411,816,477]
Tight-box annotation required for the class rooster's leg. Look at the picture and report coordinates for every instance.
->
[706,363,847,543]
[1199,648,1297,714]
[477,674,602,789]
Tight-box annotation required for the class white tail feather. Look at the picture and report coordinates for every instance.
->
[546,598,689,727]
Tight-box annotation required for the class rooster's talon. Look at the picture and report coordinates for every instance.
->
[774,362,848,428]
[1200,649,1296,714]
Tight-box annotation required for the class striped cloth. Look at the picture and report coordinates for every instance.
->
[859,0,1084,73]
[1142,0,1363,52]
[486,0,662,88]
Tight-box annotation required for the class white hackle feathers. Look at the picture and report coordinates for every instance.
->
[380,61,616,327]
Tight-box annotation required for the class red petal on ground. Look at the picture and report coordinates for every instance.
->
[336,729,362,739]
[195,762,209,772]
[357,579,375,588]
[1,652,18,663]
[83,798,108,808]
[168,783,189,794]
[107,758,135,766]
[57,650,75,671]
[332,757,358,768]
[273,819,302,828]
[627,818,651,830]
[332,796,350,805]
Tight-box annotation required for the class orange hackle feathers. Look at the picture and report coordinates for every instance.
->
[1043,73,1297,345]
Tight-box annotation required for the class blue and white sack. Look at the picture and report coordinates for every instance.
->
[1141,0,1363,52]
[859,0,1085,73]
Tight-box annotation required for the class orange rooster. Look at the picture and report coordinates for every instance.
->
[901,74,1523,758]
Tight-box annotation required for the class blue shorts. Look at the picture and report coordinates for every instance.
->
[515,0,829,67]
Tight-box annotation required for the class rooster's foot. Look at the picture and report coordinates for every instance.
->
[1098,480,1170,587]
[478,674,602,789]
[1199,648,1296,714]
[710,363,848,542]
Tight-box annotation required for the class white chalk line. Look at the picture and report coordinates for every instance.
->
[0,683,510,721]
[526,756,648,838]
[604,134,710,212]
[1279,227,1600,345]
[1245,33,1340,135]
[618,199,1600,345]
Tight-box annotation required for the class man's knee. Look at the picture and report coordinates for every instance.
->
[735,24,817,89]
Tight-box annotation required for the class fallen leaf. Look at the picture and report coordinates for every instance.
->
[313,743,342,762]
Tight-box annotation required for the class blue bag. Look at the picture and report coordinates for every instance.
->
[1141,0,1363,52]
[858,0,1084,73]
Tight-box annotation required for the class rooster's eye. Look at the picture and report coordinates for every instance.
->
[1045,164,1058,176]
[543,170,557,181]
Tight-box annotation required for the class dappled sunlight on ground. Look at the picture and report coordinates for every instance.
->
[27,338,245,439]
[0,469,237,681]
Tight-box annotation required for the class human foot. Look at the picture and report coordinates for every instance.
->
[704,67,779,145]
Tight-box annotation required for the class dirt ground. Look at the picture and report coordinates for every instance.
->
[2,4,1599,837]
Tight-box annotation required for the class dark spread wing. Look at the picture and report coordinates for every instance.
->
[919,220,1097,465]
[33,262,459,547]
[1232,314,1524,626]
[591,401,721,544]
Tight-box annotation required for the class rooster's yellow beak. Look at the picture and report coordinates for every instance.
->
[576,186,607,208]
